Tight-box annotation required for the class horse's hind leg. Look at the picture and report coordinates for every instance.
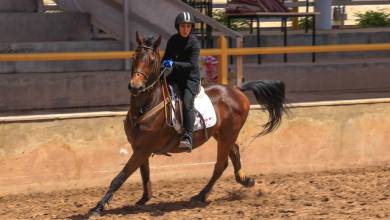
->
[135,159,152,205]
[190,139,231,203]
[229,143,255,187]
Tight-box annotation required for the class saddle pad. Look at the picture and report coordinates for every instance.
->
[193,86,217,131]
[171,86,217,132]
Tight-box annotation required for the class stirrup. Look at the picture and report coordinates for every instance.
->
[179,139,192,152]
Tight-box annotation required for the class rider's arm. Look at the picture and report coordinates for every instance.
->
[162,37,173,61]
[173,37,200,72]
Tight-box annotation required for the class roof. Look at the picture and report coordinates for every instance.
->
[226,0,289,14]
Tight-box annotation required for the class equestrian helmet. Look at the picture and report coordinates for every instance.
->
[175,11,195,30]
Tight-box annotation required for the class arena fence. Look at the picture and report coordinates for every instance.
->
[1,36,390,85]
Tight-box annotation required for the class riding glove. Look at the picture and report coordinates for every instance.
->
[162,59,174,68]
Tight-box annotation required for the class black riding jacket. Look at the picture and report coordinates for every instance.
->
[162,33,200,95]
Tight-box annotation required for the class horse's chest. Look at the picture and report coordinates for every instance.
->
[129,126,177,153]
[127,123,170,146]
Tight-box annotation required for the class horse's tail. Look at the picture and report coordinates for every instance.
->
[239,80,286,135]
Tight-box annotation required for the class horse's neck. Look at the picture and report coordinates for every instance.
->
[129,84,162,119]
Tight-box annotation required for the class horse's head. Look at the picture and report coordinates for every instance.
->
[128,32,162,95]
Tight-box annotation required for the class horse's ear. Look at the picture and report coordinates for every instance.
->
[136,31,144,45]
[153,35,162,50]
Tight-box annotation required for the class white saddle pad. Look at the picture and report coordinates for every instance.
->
[171,86,217,132]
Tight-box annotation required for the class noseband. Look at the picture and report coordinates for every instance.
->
[130,45,162,96]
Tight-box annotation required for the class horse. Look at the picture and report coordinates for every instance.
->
[90,32,286,215]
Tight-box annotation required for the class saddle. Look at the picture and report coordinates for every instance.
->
[161,80,217,140]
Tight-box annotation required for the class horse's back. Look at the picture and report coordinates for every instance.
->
[204,83,251,120]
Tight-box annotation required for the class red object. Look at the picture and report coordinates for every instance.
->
[204,56,218,83]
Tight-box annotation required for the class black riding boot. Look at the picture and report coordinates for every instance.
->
[179,131,192,152]
[179,87,196,152]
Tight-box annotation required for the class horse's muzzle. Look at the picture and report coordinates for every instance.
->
[128,82,137,93]
[128,82,145,95]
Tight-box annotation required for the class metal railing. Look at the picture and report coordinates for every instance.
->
[1,36,390,85]
[214,0,390,8]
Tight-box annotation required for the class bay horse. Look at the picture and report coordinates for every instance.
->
[90,32,286,215]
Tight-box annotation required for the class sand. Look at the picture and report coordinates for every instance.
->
[0,165,389,219]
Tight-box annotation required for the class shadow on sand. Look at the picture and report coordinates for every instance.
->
[68,200,209,219]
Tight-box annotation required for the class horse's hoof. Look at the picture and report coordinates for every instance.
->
[190,194,207,204]
[244,177,255,188]
[135,197,149,206]
[238,177,255,188]
[89,205,103,217]
[88,210,101,218]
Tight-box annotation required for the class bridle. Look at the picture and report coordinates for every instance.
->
[129,44,171,126]
[130,45,164,96]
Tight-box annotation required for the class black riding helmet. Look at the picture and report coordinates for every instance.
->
[174,11,195,30]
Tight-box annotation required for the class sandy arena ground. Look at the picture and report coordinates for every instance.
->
[0,166,389,219]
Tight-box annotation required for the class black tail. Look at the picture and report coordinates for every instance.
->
[240,80,286,135]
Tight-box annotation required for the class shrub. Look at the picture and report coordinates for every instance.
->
[355,10,390,27]
[298,17,314,29]
[212,9,250,30]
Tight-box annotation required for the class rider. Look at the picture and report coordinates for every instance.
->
[162,11,200,152]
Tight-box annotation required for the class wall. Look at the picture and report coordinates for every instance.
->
[0,0,37,12]
[0,41,123,74]
[241,28,390,62]
[244,58,390,102]
[0,71,130,112]
[1,99,389,195]
[0,13,91,42]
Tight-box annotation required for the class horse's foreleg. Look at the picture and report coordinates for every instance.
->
[191,140,230,203]
[135,159,152,205]
[229,143,255,187]
[90,150,150,215]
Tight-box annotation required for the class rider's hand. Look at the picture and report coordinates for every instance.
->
[162,59,174,68]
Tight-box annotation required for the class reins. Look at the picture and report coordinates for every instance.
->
[130,43,209,146]
[135,67,171,124]
[130,44,172,124]
[130,67,165,96]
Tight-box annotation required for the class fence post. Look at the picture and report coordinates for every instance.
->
[123,0,131,70]
[217,35,228,84]
[292,0,299,29]
[37,0,44,13]
[236,37,244,86]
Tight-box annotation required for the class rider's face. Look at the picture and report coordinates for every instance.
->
[179,23,192,38]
